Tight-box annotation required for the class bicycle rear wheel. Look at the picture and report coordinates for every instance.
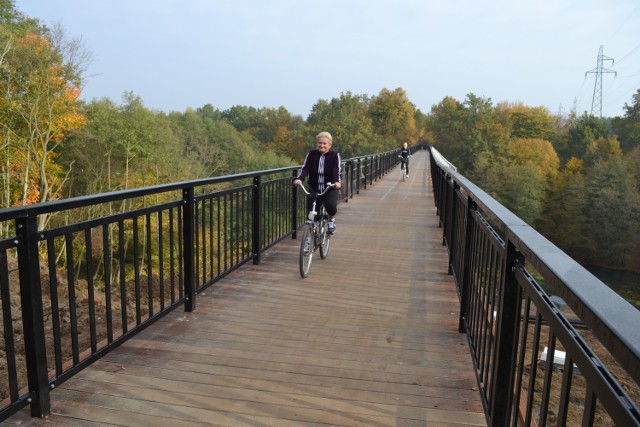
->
[299,223,314,278]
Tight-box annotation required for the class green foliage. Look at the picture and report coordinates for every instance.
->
[584,156,640,266]
[504,104,555,141]
[429,90,639,273]
[560,113,609,163]
[584,135,622,167]
[1,4,87,220]
[537,159,592,258]
[625,146,640,192]
[307,91,381,158]
[431,94,511,172]
[368,87,418,148]
[611,89,640,153]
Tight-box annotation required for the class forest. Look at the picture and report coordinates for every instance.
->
[2,1,640,276]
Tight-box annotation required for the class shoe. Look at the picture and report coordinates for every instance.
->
[328,220,336,234]
[406,175,409,178]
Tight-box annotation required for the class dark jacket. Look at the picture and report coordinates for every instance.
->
[296,149,342,192]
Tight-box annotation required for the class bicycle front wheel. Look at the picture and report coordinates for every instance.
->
[319,221,331,259]
[299,223,314,278]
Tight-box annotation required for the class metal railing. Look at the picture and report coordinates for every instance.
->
[428,145,640,426]
[0,149,400,421]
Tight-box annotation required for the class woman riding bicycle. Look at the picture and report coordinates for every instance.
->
[293,131,342,234]
[399,142,410,178]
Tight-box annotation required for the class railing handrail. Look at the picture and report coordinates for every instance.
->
[429,145,640,378]
[0,148,402,421]
[0,166,299,221]
[429,144,640,426]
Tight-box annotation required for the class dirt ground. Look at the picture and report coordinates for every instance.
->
[1,255,174,404]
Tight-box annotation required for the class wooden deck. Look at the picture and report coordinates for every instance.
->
[6,151,487,426]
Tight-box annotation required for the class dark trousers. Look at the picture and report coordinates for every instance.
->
[307,188,339,217]
[401,160,410,175]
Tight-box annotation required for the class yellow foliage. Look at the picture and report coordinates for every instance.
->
[508,138,560,178]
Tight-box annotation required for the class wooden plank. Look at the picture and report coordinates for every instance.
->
[5,151,487,426]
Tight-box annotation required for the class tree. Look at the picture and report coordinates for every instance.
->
[477,138,558,226]
[584,156,640,266]
[560,113,609,163]
[307,91,379,158]
[507,138,560,179]
[429,94,509,174]
[499,103,555,141]
[584,135,622,167]
[611,88,640,152]
[538,158,592,259]
[0,12,89,229]
[368,87,417,148]
[626,146,640,192]
[220,105,262,134]
[168,108,226,178]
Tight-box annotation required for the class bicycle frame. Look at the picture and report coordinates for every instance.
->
[399,155,410,182]
[296,183,335,277]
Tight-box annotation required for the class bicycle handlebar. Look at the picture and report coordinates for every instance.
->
[297,182,336,196]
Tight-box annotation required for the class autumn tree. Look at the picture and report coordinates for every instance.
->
[559,113,609,163]
[537,158,592,259]
[1,6,89,230]
[368,87,417,148]
[584,135,622,167]
[307,91,379,158]
[429,94,509,174]
[583,155,640,266]
[498,103,555,141]
[477,138,559,225]
[255,107,306,161]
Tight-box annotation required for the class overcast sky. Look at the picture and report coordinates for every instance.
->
[15,0,640,119]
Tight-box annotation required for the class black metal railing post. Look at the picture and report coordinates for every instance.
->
[447,182,460,275]
[459,200,476,333]
[356,159,362,194]
[440,175,451,242]
[344,161,351,202]
[16,215,50,417]
[292,170,298,239]
[488,241,524,426]
[182,187,196,312]
[252,176,262,265]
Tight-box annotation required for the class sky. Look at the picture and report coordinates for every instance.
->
[14,0,640,119]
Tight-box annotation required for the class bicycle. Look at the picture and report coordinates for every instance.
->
[297,183,336,278]
[399,155,410,181]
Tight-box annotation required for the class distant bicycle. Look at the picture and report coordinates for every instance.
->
[297,183,336,278]
[399,155,411,181]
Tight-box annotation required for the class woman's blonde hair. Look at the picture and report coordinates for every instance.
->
[316,131,333,144]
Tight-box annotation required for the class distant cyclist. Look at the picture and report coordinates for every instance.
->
[293,131,342,234]
[399,142,410,178]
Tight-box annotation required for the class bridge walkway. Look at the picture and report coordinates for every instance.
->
[6,150,487,426]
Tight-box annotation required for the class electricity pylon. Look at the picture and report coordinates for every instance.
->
[585,45,616,118]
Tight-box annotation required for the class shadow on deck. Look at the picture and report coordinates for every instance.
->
[6,151,487,426]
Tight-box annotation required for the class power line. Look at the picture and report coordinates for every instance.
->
[585,45,616,117]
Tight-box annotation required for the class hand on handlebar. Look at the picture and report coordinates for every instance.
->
[293,179,302,186]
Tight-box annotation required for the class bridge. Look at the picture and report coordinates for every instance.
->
[1,148,638,426]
